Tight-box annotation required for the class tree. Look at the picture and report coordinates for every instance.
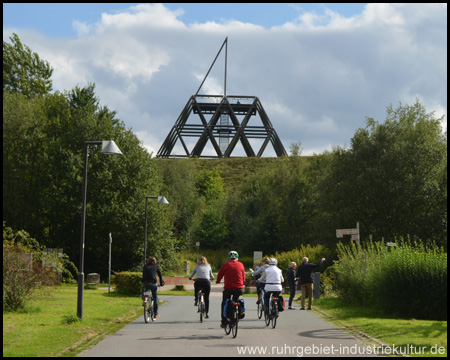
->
[3,84,177,277]
[317,100,447,247]
[3,33,53,98]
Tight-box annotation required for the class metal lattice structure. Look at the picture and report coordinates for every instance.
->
[156,38,287,158]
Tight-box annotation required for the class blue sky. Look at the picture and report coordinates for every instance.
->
[3,3,447,157]
[4,3,369,36]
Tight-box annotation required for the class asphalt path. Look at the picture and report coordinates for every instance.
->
[79,293,381,357]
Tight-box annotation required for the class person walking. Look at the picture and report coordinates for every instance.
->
[296,257,325,310]
[189,256,215,319]
[142,256,165,319]
[216,251,245,329]
[287,262,297,309]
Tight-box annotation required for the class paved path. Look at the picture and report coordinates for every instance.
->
[79,292,381,357]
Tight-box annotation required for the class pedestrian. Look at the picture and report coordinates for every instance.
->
[287,262,297,309]
[189,256,215,319]
[142,256,165,319]
[216,251,245,329]
[295,257,325,310]
[258,258,284,313]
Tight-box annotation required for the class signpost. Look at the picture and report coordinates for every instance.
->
[336,222,360,246]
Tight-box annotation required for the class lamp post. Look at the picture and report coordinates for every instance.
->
[144,196,169,266]
[77,140,122,320]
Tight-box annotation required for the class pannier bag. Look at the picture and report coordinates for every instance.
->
[223,298,246,319]
[277,295,285,312]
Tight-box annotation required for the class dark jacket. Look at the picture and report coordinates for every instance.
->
[142,264,164,285]
[296,259,324,285]
[287,268,297,287]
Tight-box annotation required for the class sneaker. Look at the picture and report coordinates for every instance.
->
[155,314,160,319]
[300,307,305,310]
[220,324,227,329]
[288,307,295,310]
[307,308,312,310]
[205,314,209,319]
[194,301,198,306]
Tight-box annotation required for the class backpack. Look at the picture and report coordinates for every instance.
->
[277,295,285,312]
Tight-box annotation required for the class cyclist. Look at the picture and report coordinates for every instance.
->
[249,257,270,306]
[258,258,284,313]
[189,256,215,319]
[142,256,165,319]
[216,250,245,329]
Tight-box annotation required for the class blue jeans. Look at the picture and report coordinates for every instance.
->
[143,283,159,315]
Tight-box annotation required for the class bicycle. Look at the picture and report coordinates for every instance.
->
[224,297,240,338]
[257,286,265,320]
[264,293,279,329]
[143,289,154,323]
[197,288,206,322]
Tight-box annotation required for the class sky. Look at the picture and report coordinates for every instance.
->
[3,3,447,157]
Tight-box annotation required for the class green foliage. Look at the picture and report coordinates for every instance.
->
[333,238,447,320]
[3,224,58,311]
[3,82,177,278]
[112,271,142,296]
[3,33,53,97]
[317,100,447,248]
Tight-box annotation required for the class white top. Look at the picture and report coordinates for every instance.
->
[259,265,284,292]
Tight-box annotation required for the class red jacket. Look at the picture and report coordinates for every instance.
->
[216,260,245,290]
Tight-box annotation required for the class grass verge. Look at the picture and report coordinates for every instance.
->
[311,296,447,358]
[3,284,142,357]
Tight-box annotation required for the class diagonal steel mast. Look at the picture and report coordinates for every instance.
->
[195,37,228,96]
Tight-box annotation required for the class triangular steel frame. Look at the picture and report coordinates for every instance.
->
[156,94,287,158]
[156,38,287,158]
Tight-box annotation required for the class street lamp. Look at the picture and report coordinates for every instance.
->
[144,196,169,266]
[77,140,122,319]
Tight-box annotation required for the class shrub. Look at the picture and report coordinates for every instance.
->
[112,271,142,295]
[3,245,57,311]
[333,238,447,320]
[370,244,447,320]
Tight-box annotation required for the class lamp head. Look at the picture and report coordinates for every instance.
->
[101,140,122,155]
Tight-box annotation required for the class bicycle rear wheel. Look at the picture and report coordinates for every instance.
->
[144,300,150,323]
[264,307,270,326]
[150,299,155,321]
[232,308,239,338]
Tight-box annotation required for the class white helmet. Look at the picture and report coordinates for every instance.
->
[269,258,278,265]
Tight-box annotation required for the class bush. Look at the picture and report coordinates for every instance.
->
[112,271,142,295]
[333,238,447,320]
[370,244,447,320]
[3,245,57,311]
[3,224,58,311]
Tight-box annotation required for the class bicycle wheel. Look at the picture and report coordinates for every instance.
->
[149,297,155,322]
[264,306,270,326]
[199,294,205,322]
[144,299,150,323]
[224,321,232,335]
[231,306,239,338]
[271,301,277,329]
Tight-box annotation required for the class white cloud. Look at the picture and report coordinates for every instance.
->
[4,3,446,157]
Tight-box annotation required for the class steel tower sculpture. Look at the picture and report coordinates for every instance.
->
[157,38,287,158]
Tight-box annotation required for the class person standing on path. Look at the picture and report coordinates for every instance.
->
[295,257,325,310]
[189,256,215,319]
[216,251,245,328]
[287,262,297,309]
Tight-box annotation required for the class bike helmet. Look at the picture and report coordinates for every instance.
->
[269,258,278,265]
[228,251,239,260]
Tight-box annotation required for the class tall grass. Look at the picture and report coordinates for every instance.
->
[332,238,447,320]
